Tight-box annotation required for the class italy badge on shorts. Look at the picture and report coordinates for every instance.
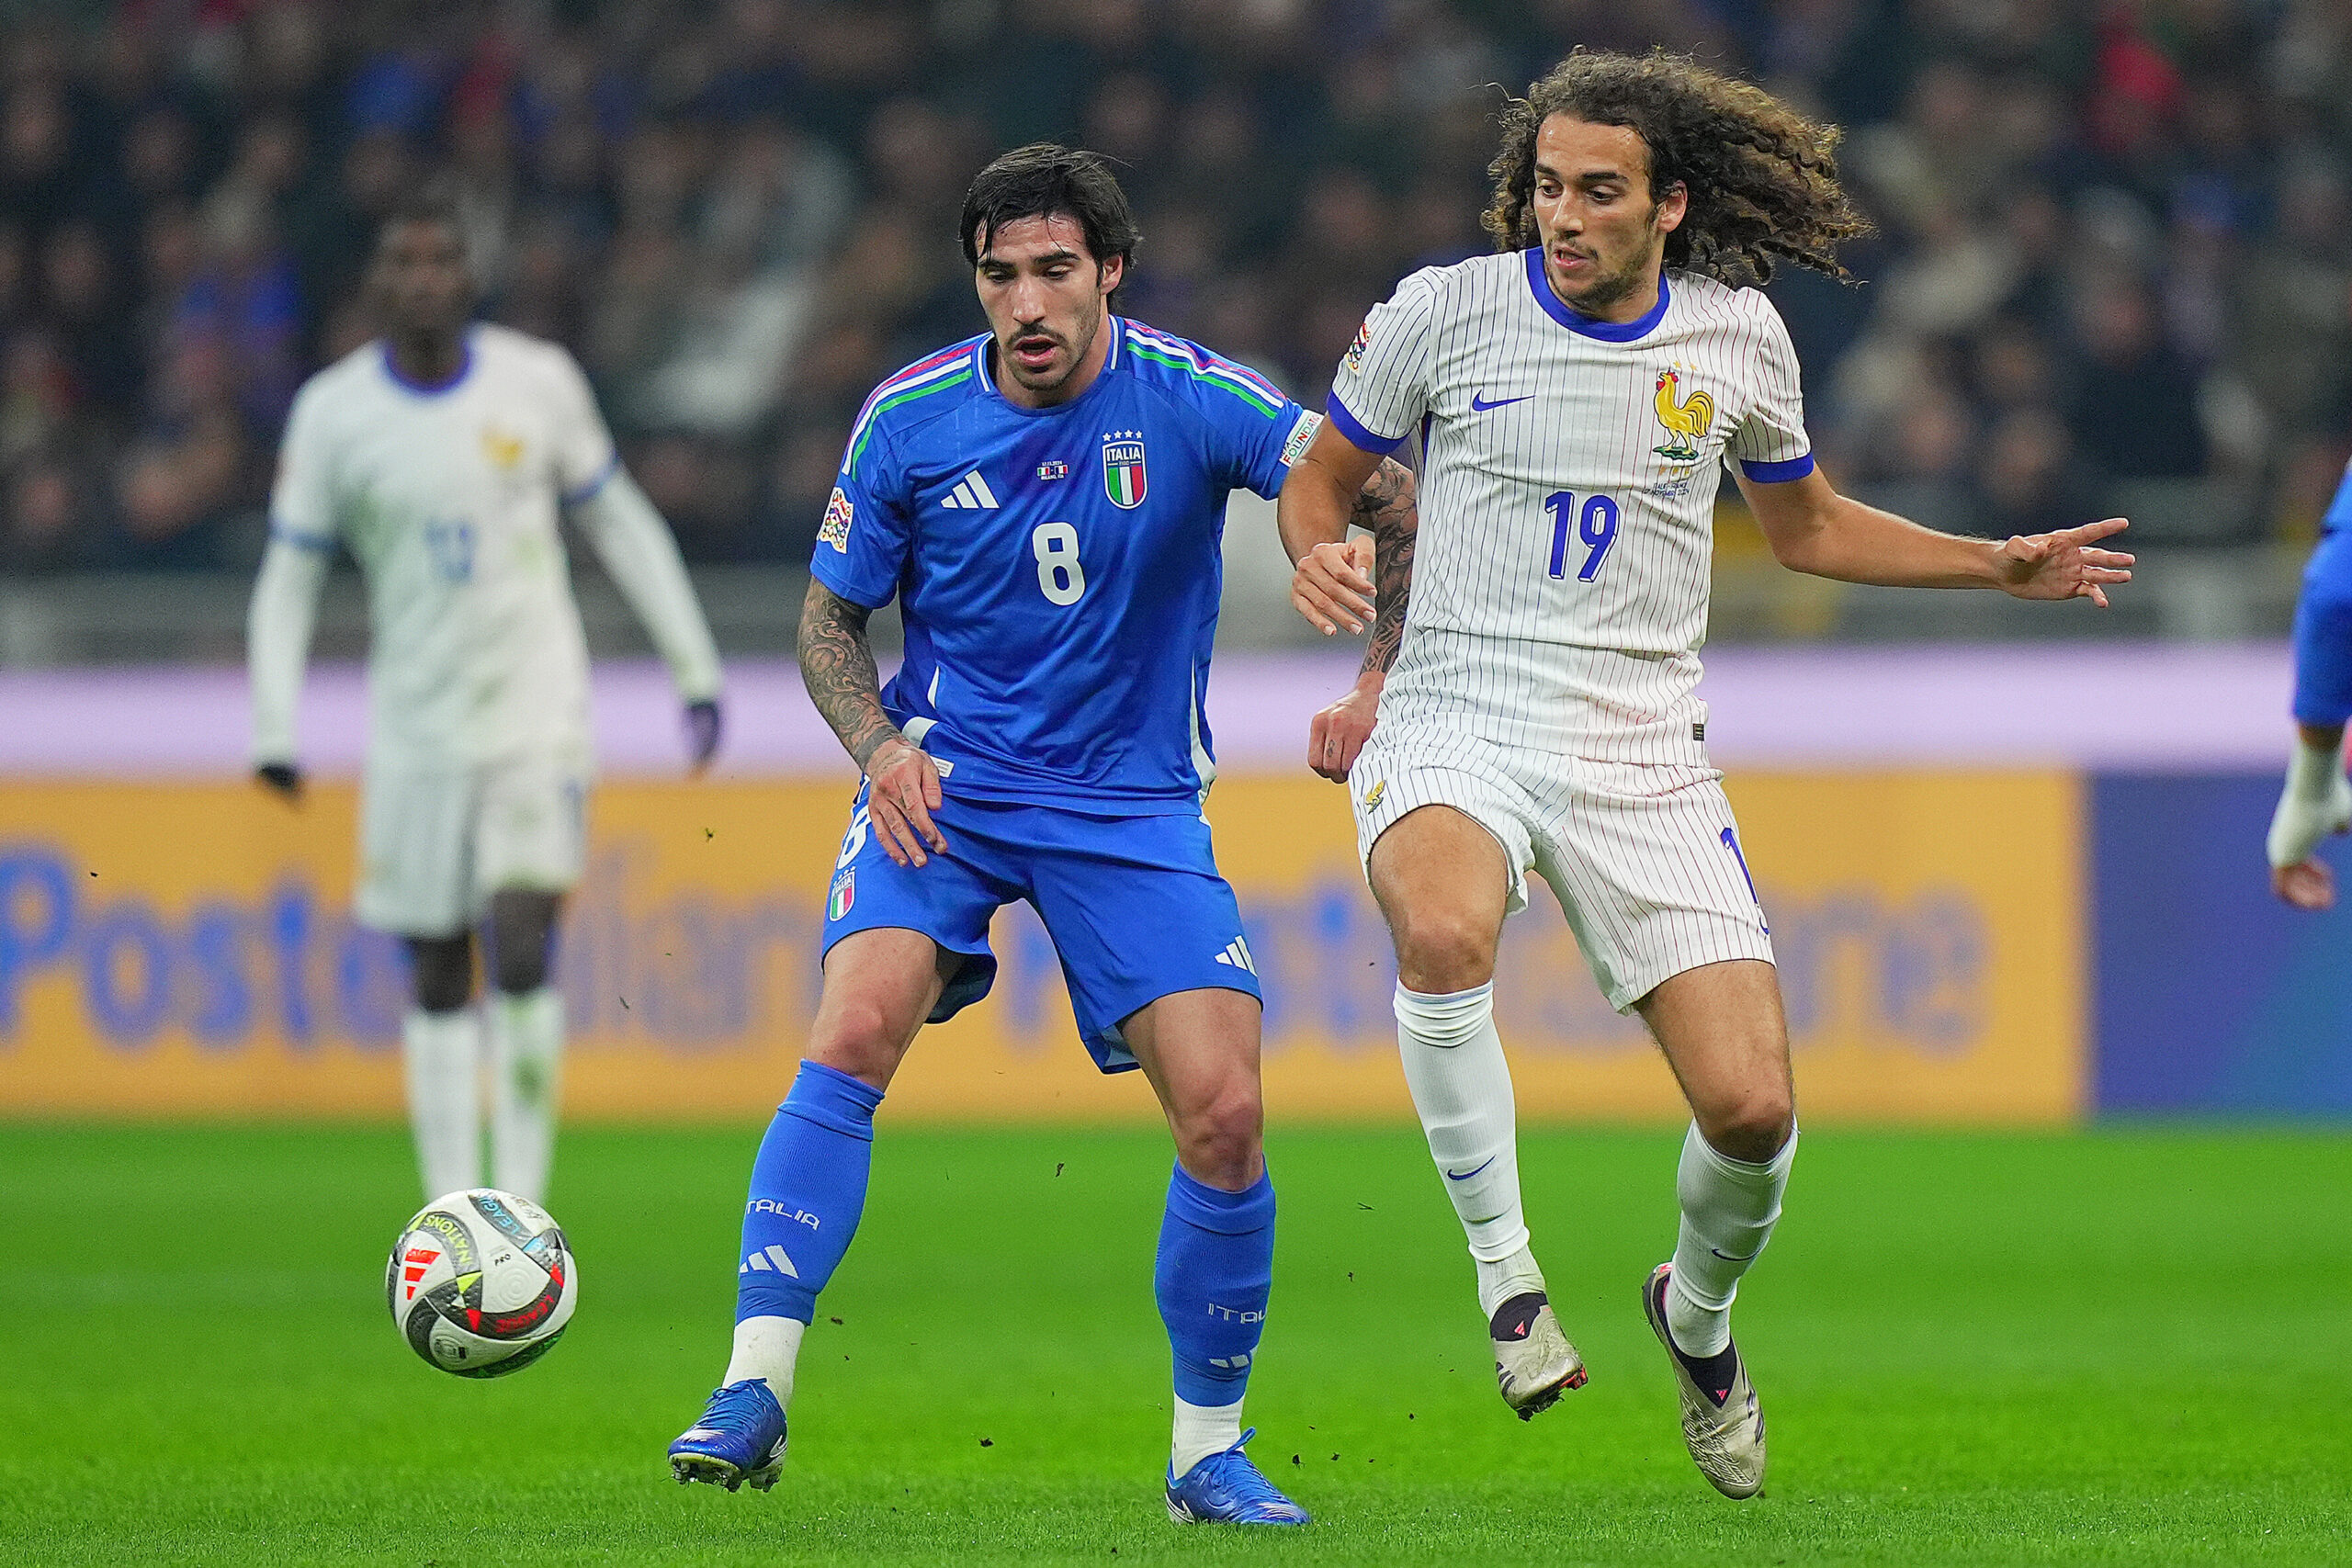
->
[1102,432,1147,509]
[828,867,854,920]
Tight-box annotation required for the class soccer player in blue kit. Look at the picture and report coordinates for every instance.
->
[665,144,1417,1525]
[2270,463,2352,908]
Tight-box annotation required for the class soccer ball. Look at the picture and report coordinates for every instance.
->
[387,1189,577,1378]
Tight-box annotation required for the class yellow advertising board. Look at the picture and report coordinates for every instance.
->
[0,772,2081,1123]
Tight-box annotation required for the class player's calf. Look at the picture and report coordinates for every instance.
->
[667,1061,884,1489]
[1155,1163,1275,1472]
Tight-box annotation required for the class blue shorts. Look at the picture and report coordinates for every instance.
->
[2295,527,2352,726]
[820,786,1261,1073]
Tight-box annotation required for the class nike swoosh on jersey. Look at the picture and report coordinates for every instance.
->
[1444,1156,1498,1181]
[1469,392,1533,412]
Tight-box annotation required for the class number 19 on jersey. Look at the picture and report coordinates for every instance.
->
[1544,491,1620,582]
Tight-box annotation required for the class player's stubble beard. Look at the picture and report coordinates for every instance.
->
[1001,306,1101,399]
[1545,202,1665,319]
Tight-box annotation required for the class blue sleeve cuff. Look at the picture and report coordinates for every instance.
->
[560,453,620,506]
[269,522,335,552]
[808,548,892,611]
[1738,452,1815,484]
[1324,394,1405,457]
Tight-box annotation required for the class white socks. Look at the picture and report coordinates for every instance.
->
[1667,1121,1798,1357]
[1171,1395,1244,1477]
[490,987,565,1201]
[2267,732,2352,868]
[402,1008,481,1201]
[403,990,565,1206]
[724,1314,808,1409]
[1394,983,1544,1316]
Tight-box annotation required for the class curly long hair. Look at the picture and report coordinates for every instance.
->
[1484,50,1870,287]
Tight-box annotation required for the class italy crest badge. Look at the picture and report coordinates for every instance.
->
[1102,432,1148,509]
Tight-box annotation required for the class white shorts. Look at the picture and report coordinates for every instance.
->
[356,754,590,937]
[1351,720,1774,1011]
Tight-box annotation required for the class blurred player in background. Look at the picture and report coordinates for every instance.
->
[2268,461,2352,908]
[246,190,724,1205]
[1282,51,2132,1497]
[665,144,1415,1525]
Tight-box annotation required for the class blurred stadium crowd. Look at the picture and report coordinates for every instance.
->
[0,0,2346,573]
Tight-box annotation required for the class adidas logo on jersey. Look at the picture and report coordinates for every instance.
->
[1212,937,1257,975]
[741,1244,800,1278]
[939,470,1000,510]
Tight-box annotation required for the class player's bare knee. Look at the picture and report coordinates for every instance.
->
[1174,1090,1262,1190]
[1700,1094,1794,1165]
[1390,907,1498,994]
[806,1000,910,1086]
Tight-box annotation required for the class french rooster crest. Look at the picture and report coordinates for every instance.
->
[1652,367,1713,463]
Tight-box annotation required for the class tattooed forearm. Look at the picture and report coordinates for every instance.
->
[1351,457,1419,675]
[796,579,903,771]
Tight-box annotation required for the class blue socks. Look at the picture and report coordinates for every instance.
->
[729,1069,1279,1452]
[1155,1164,1276,1408]
[735,1060,883,1325]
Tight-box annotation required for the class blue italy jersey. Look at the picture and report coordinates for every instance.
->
[812,320,1318,813]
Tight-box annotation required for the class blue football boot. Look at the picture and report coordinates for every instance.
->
[1164,1428,1310,1526]
[668,1378,787,1492]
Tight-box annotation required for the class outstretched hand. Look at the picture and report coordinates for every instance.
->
[1996,517,2134,607]
[1292,536,1375,636]
[865,737,946,868]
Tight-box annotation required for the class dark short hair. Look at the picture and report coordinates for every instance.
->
[960,143,1139,290]
[376,183,466,253]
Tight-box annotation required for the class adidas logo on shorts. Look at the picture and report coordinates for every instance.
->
[1213,937,1257,975]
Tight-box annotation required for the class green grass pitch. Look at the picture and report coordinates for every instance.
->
[1,1121,2346,1565]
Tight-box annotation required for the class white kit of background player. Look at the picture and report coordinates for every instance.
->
[246,321,722,1203]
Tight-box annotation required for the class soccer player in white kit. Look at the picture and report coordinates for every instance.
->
[1279,52,2134,1497]
[247,192,724,1205]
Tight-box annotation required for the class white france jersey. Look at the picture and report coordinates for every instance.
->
[1329,249,1814,764]
[270,324,618,769]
